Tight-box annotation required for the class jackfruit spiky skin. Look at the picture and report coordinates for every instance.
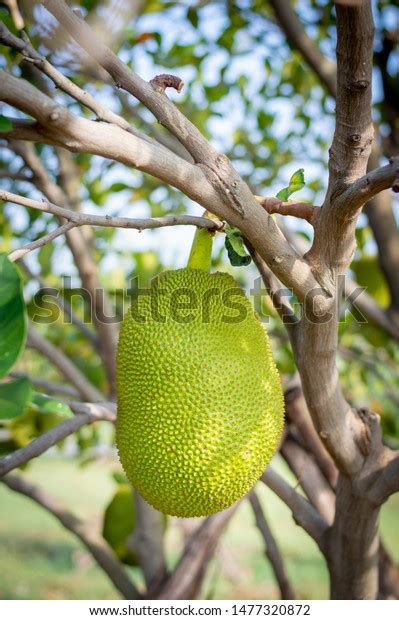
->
[116,269,284,518]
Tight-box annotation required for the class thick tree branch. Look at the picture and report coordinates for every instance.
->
[0,402,115,478]
[249,491,295,599]
[261,468,329,551]
[27,324,104,402]
[0,189,223,232]
[41,0,219,164]
[0,21,161,149]
[1,472,140,599]
[0,71,211,202]
[261,0,399,313]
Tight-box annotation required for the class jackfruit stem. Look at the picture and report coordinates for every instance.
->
[187,214,214,272]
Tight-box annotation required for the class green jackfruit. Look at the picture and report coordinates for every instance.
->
[102,484,137,565]
[116,268,284,518]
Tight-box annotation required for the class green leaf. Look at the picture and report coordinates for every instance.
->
[276,187,289,201]
[224,225,251,267]
[0,115,12,132]
[0,254,27,378]
[0,378,32,420]
[225,225,248,257]
[276,168,306,201]
[31,393,73,418]
[287,168,305,194]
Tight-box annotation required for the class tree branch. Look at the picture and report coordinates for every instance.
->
[1,472,140,599]
[0,189,223,232]
[367,450,399,506]
[0,71,212,203]
[27,324,105,402]
[0,402,115,478]
[261,468,329,551]
[281,436,336,525]
[257,196,319,225]
[0,21,163,149]
[269,0,336,98]
[334,157,399,219]
[246,242,298,336]
[249,491,295,599]
[284,381,338,488]
[37,0,332,315]
[41,0,219,164]
[154,503,239,599]
[8,221,76,262]
[310,1,374,272]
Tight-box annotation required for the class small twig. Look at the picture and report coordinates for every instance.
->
[0,189,223,232]
[27,324,105,403]
[0,402,115,478]
[249,491,295,599]
[1,473,140,599]
[261,467,329,551]
[149,74,184,94]
[8,221,76,262]
[256,196,318,225]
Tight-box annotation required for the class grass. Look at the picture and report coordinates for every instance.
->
[0,456,398,600]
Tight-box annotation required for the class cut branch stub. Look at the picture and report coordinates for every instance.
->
[150,74,184,94]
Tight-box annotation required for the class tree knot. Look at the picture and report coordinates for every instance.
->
[354,407,381,457]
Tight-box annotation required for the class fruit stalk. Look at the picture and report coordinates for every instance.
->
[187,212,215,272]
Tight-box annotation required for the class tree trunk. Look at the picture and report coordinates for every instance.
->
[327,475,380,599]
